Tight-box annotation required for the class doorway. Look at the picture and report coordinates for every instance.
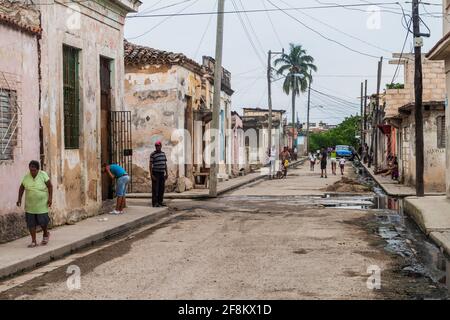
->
[100,57,112,200]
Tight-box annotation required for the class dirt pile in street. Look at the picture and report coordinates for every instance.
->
[325,177,372,193]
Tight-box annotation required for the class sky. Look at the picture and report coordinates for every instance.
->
[124,0,443,125]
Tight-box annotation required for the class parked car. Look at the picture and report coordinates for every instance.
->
[335,145,353,158]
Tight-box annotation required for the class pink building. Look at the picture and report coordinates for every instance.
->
[0,3,41,242]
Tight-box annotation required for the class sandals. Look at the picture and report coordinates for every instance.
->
[28,242,38,248]
[41,232,50,245]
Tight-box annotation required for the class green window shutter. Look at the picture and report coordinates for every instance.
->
[63,45,80,149]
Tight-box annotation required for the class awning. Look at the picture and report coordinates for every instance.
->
[377,124,391,135]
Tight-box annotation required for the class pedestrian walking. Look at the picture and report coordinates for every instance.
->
[16,160,53,248]
[320,147,328,178]
[103,163,130,215]
[309,152,316,171]
[269,145,277,179]
[339,158,346,175]
[280,146,291,178]
[150,140,168,207]
[330,147,337,175]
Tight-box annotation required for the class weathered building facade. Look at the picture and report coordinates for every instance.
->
[242,107,285,166]
[124,41,234,193]
[38,0,140,226]
[0,1,41,242]
[0,0,141,242]
[368,53,446,192]
[427,2,450,197]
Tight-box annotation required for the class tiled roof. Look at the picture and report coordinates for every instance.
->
[0,0,41,36]
[124,40,204,73]
[0,13,41,35]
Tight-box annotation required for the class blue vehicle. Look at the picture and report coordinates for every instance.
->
[335,145,353,158]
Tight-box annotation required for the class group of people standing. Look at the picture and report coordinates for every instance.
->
[309,147,346,178]
[17,141,168,248]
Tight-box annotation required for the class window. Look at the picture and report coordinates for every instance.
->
[63,45,80,149]
[0,89,18,160]
[437,116,446,149]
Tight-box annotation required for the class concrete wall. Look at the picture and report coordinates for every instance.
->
[400,109,446,192]
[231,114,245,175]
[0,24,40,242]
[125,64,205,193]
[38,0,134,226]
[384,56,445,118]
[446,56,450,198]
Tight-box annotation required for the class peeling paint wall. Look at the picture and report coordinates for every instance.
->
[38,1,132,226]
[125,63,234,192]
[400,108,446,192]
[125,65,207,192]
[0,23,40,242]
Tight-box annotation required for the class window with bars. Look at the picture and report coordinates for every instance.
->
[0,89,18,161]
[63,45,80,149]
[437,116,446,149]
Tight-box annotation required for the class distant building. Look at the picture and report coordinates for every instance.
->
[241,107,286,165]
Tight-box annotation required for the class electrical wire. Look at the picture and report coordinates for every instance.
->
[192,0,217,60]
[231,0,266,68]
[128,0,200,40]
[127,2,402,18]
[277,0,393,55]
[262,0,284,49]
[266,0,383,59]
[390,16,413,85]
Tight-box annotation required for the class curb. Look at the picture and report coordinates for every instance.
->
[0,207,169,280]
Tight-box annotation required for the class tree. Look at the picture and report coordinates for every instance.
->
[274,43,317,147]
[309,115,361,152]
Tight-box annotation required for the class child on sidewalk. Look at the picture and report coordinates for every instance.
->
[339,158,346,175]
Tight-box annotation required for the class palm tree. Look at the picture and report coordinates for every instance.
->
[274,43,317,148]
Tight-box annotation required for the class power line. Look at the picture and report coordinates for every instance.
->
[237,0,266,54]
[192,0,217,60]
[277,0,393,55]
[262,0,284,49]
[390,16,413,85]
[127,2,402,18]
[128,0,200,40]
[230,0,266,67]
[266,0,383,59]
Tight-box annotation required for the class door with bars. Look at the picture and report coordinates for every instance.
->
[110,111,133,193]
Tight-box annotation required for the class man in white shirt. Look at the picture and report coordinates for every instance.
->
[269,146,277,179]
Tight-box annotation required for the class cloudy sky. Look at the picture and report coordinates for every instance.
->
[124,0,442,125]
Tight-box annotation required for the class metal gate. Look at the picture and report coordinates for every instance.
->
[110,111,133,192]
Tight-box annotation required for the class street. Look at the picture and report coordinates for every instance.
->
[0,161,447,300]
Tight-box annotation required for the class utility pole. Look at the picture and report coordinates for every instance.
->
[306,73,312,154]
[413,0,425,197]
[267,48,283,157]
[209,0,225,198]
[360,82,364,147]
[368,59,382,168]
[364,79,368,144]
[374,57,383,170]
[267,50,273,155]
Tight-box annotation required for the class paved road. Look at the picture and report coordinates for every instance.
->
[0,162,447,299]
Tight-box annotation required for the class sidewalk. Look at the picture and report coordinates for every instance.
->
[404,196,450,257]
[360,162,445,197]
[128,158,307,200]
[0,205,168,280]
